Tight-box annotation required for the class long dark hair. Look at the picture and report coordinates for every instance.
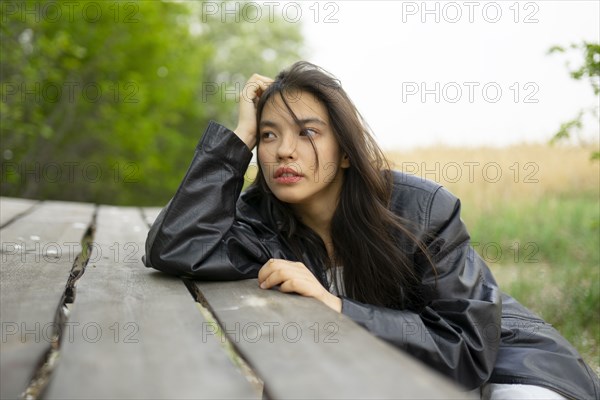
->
[252,61,433,309]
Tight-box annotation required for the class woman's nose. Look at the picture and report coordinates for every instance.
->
[276,134,297,160]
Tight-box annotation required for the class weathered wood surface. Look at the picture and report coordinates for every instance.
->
[45,206,257,399]
[0,196,38,227]
[194,279,473,400]
[2,197,476,399]
[0,199,95,400]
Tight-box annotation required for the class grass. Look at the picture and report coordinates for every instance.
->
[387,143,600,375]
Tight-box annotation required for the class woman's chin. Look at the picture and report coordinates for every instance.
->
[272,193,304,204]
[269,188,306,205]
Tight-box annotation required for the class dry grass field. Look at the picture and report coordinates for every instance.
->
[387,143,600,374]
[386,144,599,212]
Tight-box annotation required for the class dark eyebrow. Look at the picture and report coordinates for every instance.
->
[259,120,279,129]
[259,118,326,129]
[298,118,326,126]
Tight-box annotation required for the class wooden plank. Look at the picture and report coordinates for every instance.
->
[141,207,162,227]
[0,196,38,227]
[46,206,258,400]
[0,201,95,400]
[195,280,473,400]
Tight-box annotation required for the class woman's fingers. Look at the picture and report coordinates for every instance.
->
[278,279,312,294]
[258,259,292,289]
[258,259,322,296]
[257,258,275,284]
[244,74,273,102]
[234,73,273,150]
[258,258,342,312]
[258,263,283,289]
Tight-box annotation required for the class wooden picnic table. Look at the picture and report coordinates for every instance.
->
[0,196,474,399]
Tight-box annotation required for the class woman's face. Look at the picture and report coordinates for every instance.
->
[257,90,349,208]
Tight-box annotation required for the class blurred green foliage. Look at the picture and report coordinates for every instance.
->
[1,0,303,205]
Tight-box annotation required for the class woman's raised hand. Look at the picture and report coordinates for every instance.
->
[234,73,274,150]
[258,259,343,312]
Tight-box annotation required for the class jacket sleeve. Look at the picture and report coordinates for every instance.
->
[340,186,501,390]
[143,121,271,279]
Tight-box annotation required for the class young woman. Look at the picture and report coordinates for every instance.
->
[144,62,599,399]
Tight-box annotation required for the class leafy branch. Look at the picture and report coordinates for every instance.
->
[548,42,600,160]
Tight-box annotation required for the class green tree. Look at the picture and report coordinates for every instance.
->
[1,0,304,205]
[548,41,600,160]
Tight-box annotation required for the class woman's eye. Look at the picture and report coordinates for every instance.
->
[260,131,275,140]
[300,128,317,137]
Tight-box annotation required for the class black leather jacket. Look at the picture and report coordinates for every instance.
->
[144,122,599,399]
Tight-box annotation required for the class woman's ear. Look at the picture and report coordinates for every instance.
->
[341,154,350,168]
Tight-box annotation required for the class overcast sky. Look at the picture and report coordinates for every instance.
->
[291,0,600,150]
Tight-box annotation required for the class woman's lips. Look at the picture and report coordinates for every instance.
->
[274,167,303,184]
[274,175,303,184]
